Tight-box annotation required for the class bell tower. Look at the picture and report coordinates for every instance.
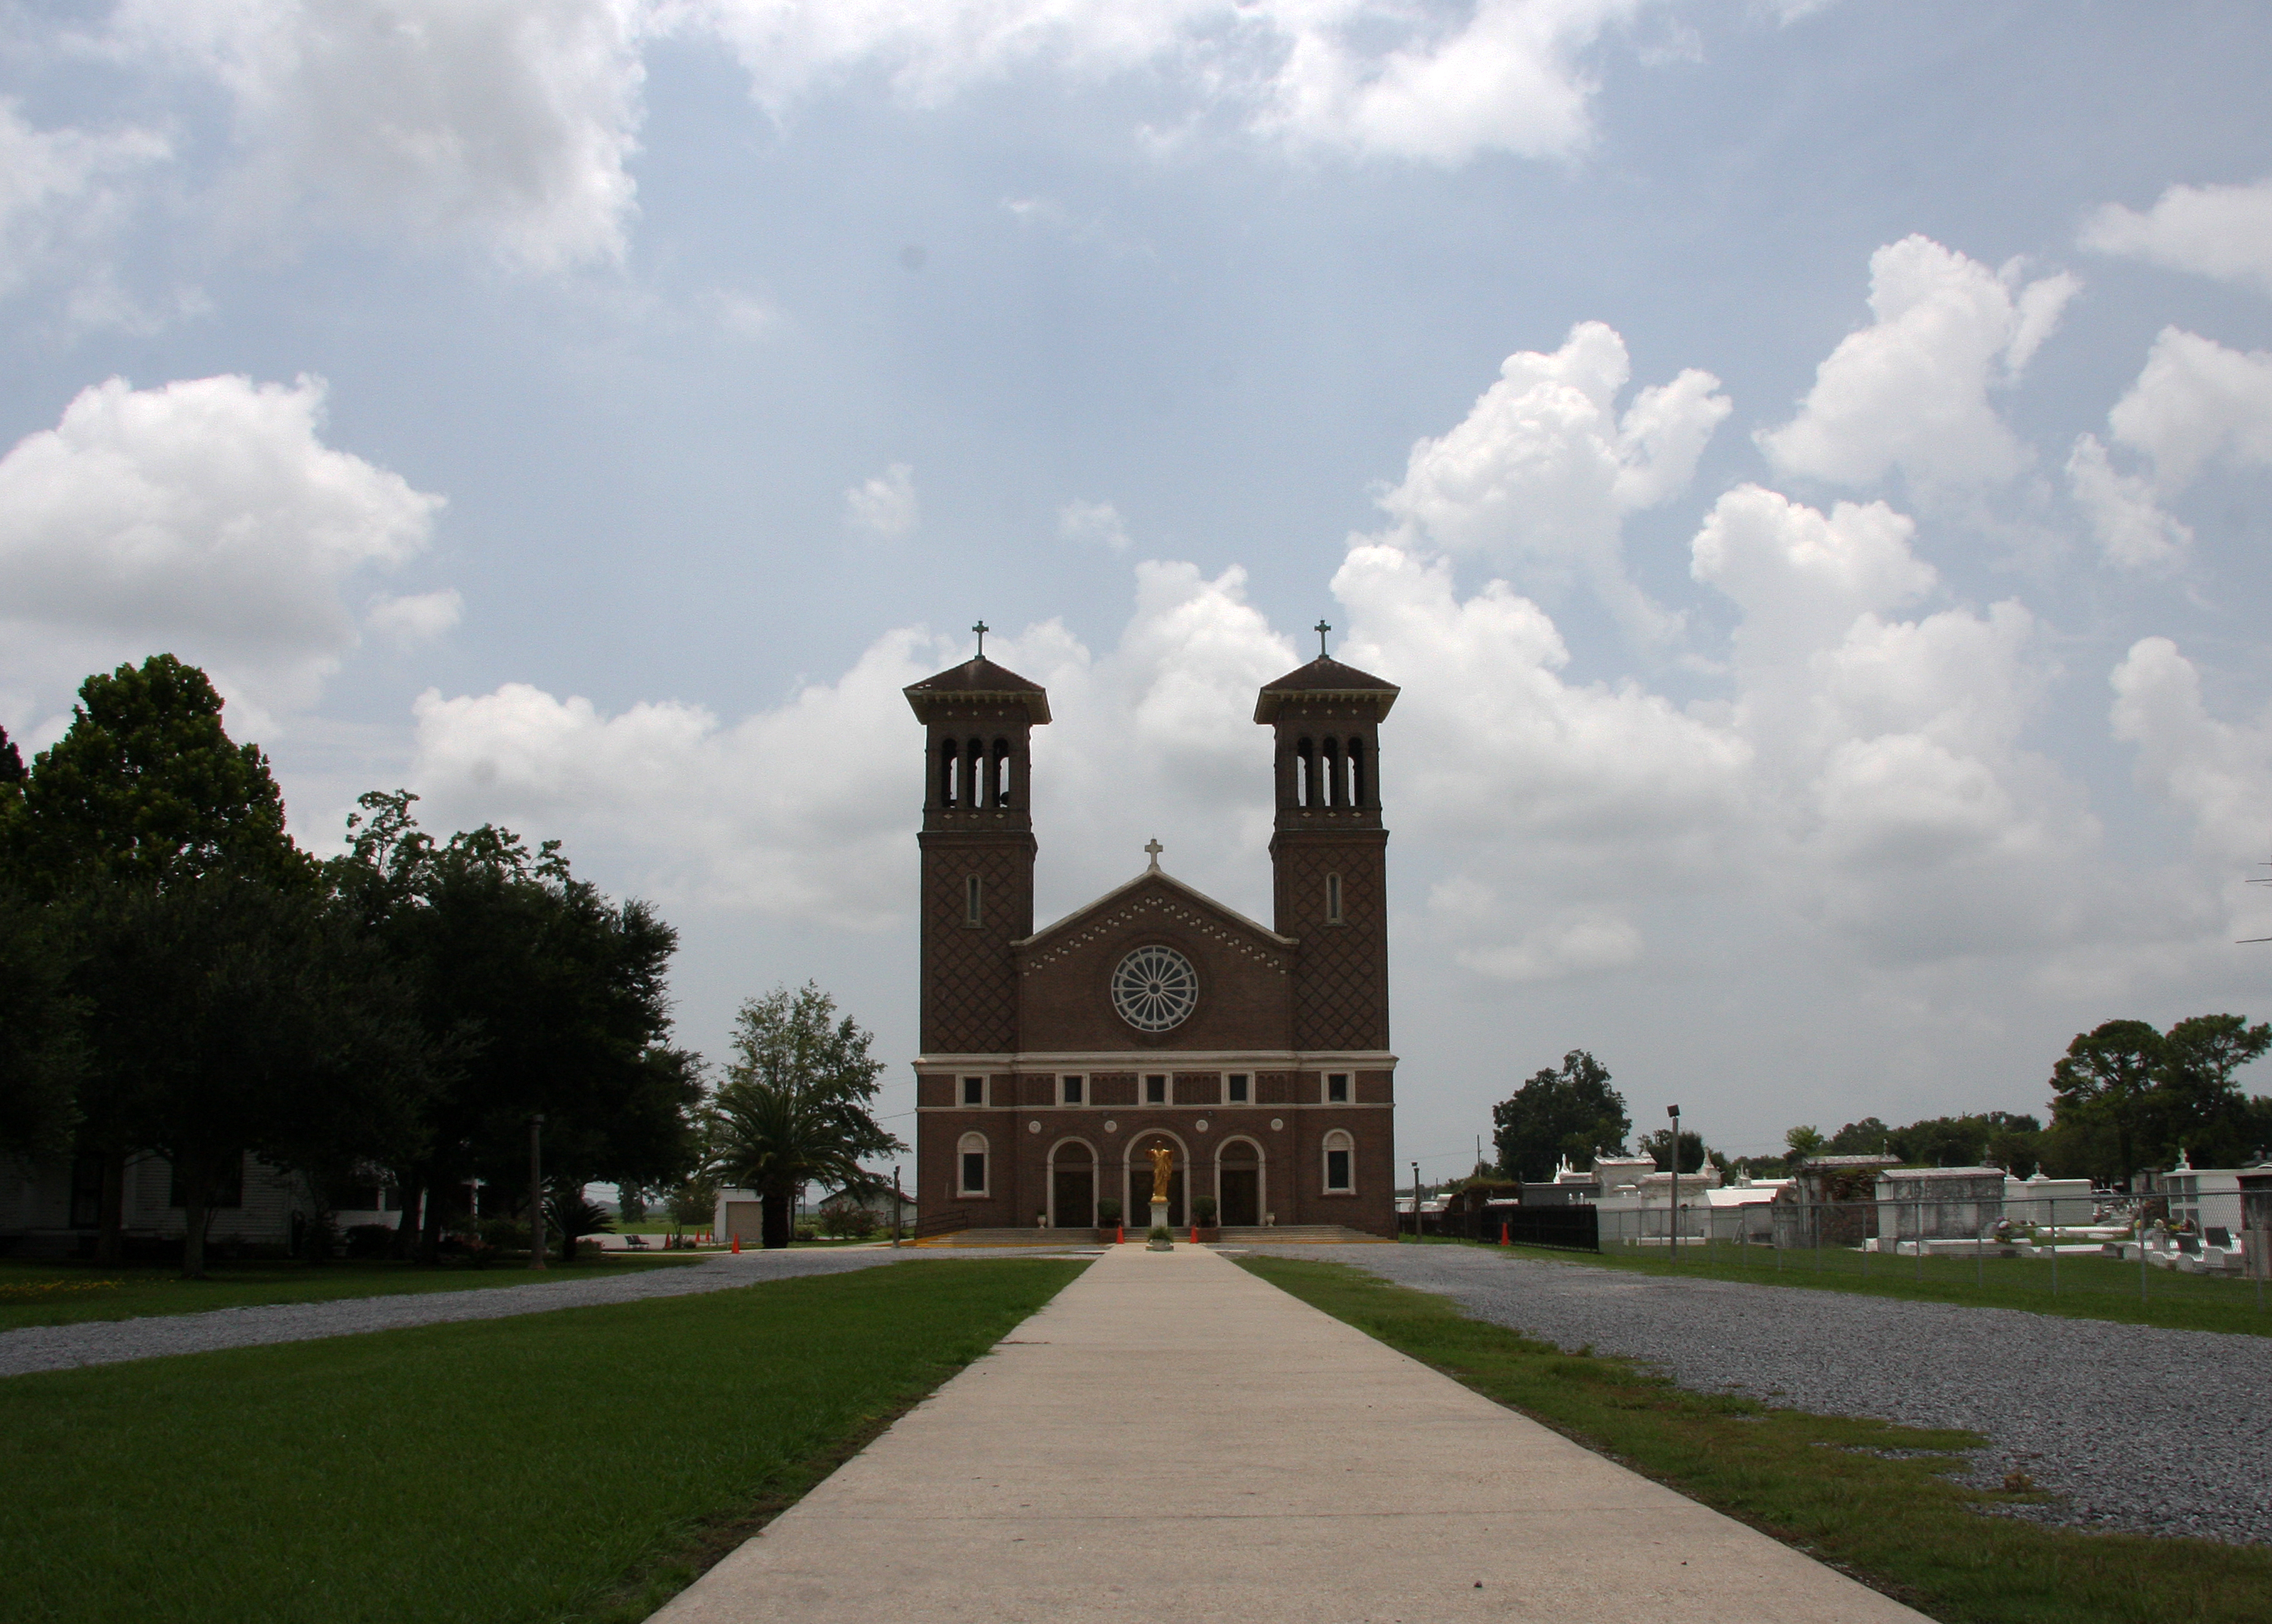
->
[1256,629,1399,1053]
[905,632,1052,1055]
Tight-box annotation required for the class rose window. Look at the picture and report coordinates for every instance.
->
[1110,945,1199,1033]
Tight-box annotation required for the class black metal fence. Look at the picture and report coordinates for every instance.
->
[1431,1203,1598,1252]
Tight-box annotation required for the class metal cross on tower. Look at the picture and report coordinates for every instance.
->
[971,620,989,658]
[1143,838,1163,871]
[1314,620,1331,657]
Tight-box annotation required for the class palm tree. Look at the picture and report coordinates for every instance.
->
[710,983,905,1247]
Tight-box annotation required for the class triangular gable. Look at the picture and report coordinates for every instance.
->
[1016,868,1294,956]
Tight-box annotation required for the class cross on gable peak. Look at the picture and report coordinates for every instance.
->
[1314,620,1331,658]
[1143,838,1163,871]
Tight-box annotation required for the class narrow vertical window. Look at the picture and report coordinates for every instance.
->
[1326,1072,1350,1103]
[1323,1131,1354,1193]
[958,1132,989,1195]
[967,738,986,806]
[1348,738,1367,806]
[962,1076,986,1107]
[993,739,1013,807]
[1062,1075,1084,1105]
[1227,1073,1250,1104]
[964,873,981,926]
[1321,738,1341,807]
[942,741,960,806]
[1145,1075,1167,1104]
[1326,873,1342,924]
[1298,738,1316,807]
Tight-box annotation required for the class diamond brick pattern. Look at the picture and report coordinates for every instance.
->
[1275,841,1388,1051]
[922,841,1033,1053]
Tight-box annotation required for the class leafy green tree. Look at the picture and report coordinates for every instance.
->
[1783,1124,1825,1166]
[75,873,430,1276]
[1882,1112,2043,1174]
[1490,1050,1630,1181]
[0,883,85,1163]
[665,1176,719,1242]
[544,1182,615,1263]
[1824,1117,1893,1155]
[8,659,312,1264]
[2048,1019,2165,1185]
[2158,1014,2271,1166]
[328,791,701,1261]
[1637,1127,1707,1174]
[710,983,905,1248]
[6,656,309,896]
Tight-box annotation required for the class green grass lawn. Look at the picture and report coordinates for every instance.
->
[1412,1235,2272,1338]
[0,1253,702,1333]
[1242,1255,2271,1624]
[2,1257,1083,1624]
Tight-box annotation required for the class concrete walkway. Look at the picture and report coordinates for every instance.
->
[652,1244,1926,1624]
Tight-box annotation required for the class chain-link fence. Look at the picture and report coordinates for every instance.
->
[1577,1193,2272,1314]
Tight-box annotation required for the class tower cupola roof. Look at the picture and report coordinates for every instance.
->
[905,655,1052,724]
[1254,655,1399,724]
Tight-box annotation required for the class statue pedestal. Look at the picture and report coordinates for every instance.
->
[1147,1199,1173,1250]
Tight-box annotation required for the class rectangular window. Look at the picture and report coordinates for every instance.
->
[1145,1075,1167,1104]
[960,1152,987,1194]
[1227,1072,1250,1103]
[1326,873,1342,923]
[961,1076,986,1107]
[1326,1072,1350,1104]
[1062,1075,1084,1105]
[964,873,982,926]
[1325,1149,1352,1191]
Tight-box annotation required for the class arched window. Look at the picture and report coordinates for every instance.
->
[1322,1130,1355,1193]
[1297,738,1316,807]
[991,738,1013,807]
[1321,738,1342,807]
[1347,737,1366,806]
[1325,872,1342,924]
[964,873,982,927]
[965,739,986,807]
[957,1132,989,1196]
[940,740,960,807]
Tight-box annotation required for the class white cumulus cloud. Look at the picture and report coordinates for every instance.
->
[844,463,920,541]
[0,374,445,728]
[2082,176,2272,296]
[0,98,171,306]
[2110,637,2272,867]
[1372,320,1728,637]
[1758,236,2078,493]
[1059,498,1131,551]
[112,0,647,270]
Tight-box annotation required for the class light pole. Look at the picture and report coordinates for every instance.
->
[528,1114,547,1271]
[1411,1161,1421,1240]
[892,1164,904,1249]
[1667,1104,1681,1264]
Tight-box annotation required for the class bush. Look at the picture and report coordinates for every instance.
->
[1095,1198,1122,1226]
[1192,1196,1218,1226]
[793,1222,819,1242]
[343,1224,394,1260]
[819,1205,876,1239]
[479,1217,531,1254]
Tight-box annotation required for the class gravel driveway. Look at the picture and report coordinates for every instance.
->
[0,1246,1085,1379]
[1249,1242,2272,1548]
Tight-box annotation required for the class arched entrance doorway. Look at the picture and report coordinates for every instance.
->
[1217,1137,1263,1227]
[1049,1139,1095,1228]
[1126,1132,1186,1227]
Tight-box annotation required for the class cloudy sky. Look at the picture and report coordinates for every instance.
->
[4,1,2271,1174]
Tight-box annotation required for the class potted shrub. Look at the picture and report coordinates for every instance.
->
[1191,1195,1220,1242]
[1095,1198,1123,1242]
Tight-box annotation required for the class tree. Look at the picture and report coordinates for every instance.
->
[2048,1020,2165,1185]
[6,656,309,896]
[1490,1050,1630,1182]
[1637,1128,1707,1174]
[0,883,85,1163]
[1782,1124,1825,1171]
[1824,1117,1893,1155]
[74,873,431,1276]
[710,983,905,1248]
[328,792,702,1262]
[2158,1014,2271,1166]
[8,658,313,1264]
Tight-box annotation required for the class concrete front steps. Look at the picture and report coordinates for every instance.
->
[913,1223,1391,1247]
[1218,1225,1393,1244]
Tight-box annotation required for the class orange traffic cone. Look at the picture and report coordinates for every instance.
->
[1499,1222,1510,1247]
[731,1234,741,1253]
[1190,1225,1197,1244]
[1117,1225,1125,1244]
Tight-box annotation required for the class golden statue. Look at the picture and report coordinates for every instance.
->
[1147,1143,1174,1203]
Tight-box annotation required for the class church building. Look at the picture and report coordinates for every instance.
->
[906,638,1400,1237]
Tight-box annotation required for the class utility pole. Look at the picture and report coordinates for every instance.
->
[892,1165,904,1248]
[528,1114,547,1270]
[1667,1104,1681,1264]
[1411,1160,1421,1239]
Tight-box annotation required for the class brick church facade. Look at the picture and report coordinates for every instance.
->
[907,645,1400,1237]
